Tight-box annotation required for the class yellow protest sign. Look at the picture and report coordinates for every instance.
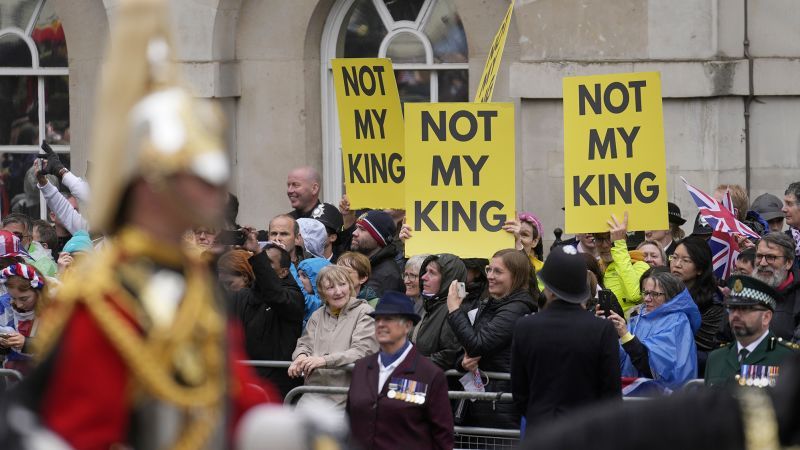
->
[404,103,516,258]
[474,0,515,103]
[331,58,405,209]
[563,72,668,233]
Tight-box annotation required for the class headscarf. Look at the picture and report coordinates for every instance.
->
[0,263,45,289]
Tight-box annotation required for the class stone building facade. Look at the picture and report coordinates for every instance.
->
[41,0,800,245]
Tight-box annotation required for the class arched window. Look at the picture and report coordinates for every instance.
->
[321,0,468,203]
[0,0,69,218]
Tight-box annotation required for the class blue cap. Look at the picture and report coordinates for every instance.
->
[368,290,421,324]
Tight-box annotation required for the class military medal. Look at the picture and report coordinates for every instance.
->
[388,390,396,399]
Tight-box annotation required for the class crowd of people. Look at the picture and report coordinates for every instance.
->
[2,147,800,444]
[6,1,798,448]
[1,142,800,447]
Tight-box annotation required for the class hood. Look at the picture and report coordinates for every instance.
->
[420,253,467,299]
[640,288,701,334]
[297,257,331,296]
[345,296,368,312]
[487,289,536,314]
[369,241,398,265]
[297,218,327,258]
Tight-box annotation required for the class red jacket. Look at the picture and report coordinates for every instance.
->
[38,301,278,450]
[346,346,453,450]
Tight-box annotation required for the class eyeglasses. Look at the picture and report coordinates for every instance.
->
[642,291,666,299]
[755,253,784,264]
[402,272,419,281]
[593,236,611,244]
[668,255,693,266]
[485,266,505,276]
[726,306,769,313]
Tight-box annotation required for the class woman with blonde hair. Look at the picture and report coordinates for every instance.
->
[288,265,378,407]
[336,251,378,307]
[0,263,50,374]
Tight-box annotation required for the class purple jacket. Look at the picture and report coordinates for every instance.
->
[346,346,453,450]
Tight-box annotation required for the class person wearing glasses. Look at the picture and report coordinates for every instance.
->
[705,275,798,386]
[446,249,538,429]
[599,268,701,390]
[750,232,800,341]
[591,213,650,315]
[402,254,430,316]
[669,235,725,375]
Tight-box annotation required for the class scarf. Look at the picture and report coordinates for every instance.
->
[379,340,411,367]
[792,227,800,259]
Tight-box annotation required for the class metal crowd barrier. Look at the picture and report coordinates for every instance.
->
[0,368,23,383]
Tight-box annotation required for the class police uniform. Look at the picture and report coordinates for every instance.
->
[705,276,799,387]
[0,1,278,448]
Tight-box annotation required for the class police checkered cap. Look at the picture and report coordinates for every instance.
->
[726,275,779,311]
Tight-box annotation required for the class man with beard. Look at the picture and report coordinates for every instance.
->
[751,232,800,341]
[705,275,798,386]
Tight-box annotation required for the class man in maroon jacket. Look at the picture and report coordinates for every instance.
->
[346,291,453,450]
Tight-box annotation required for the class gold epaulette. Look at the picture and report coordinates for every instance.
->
[775,337,800,351]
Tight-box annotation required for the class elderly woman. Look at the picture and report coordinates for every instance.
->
[347,291,453,450]
[403,254,429,316]
[637,240,667,268]
[446,249,537,429]
[288,265,378,407]
[600,269,701,390]
[0,263,49,374]
[336,251,378,307]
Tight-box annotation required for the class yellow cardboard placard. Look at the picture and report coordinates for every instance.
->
[563,72,668,233]
[404,103,515,258]
[474,0,515,103]
[331,58,405,209]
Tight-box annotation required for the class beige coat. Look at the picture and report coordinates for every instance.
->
[292,297,378,407]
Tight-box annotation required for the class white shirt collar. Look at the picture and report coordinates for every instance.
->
[737,329,770,355]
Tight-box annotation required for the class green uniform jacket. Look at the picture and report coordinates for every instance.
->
[705,332,798,387]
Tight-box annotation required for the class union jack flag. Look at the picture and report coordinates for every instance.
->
[681,178,759,239]
[681,178,759,279]
[709,229,740,279]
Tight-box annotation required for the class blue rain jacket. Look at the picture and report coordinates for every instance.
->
[621,288,702,390]
[297,258,331,327]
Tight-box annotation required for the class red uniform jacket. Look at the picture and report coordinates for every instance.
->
[37,302,278,450]
[346,346,453,450]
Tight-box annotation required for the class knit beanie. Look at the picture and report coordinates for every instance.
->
[355,210,396,248]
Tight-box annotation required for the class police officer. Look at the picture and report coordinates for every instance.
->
[705,275,798,387]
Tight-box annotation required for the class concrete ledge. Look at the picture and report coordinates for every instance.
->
[181,61,240,98]
[509,60,750,98]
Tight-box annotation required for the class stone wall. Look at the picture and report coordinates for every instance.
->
[55,0,800,245]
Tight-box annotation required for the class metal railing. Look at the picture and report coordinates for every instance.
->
[0,368,23,383]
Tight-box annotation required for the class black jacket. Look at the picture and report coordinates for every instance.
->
[511,300,621,435]
[365,243,404,297]
[413,254,466,370]
[521,353,800,450]
[448,289,536,429]
[227,251,305,396]
[774,265,800,342]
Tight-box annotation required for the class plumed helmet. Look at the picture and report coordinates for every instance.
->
[88,0,229,233]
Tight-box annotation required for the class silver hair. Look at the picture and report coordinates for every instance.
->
[405,254,430,275]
